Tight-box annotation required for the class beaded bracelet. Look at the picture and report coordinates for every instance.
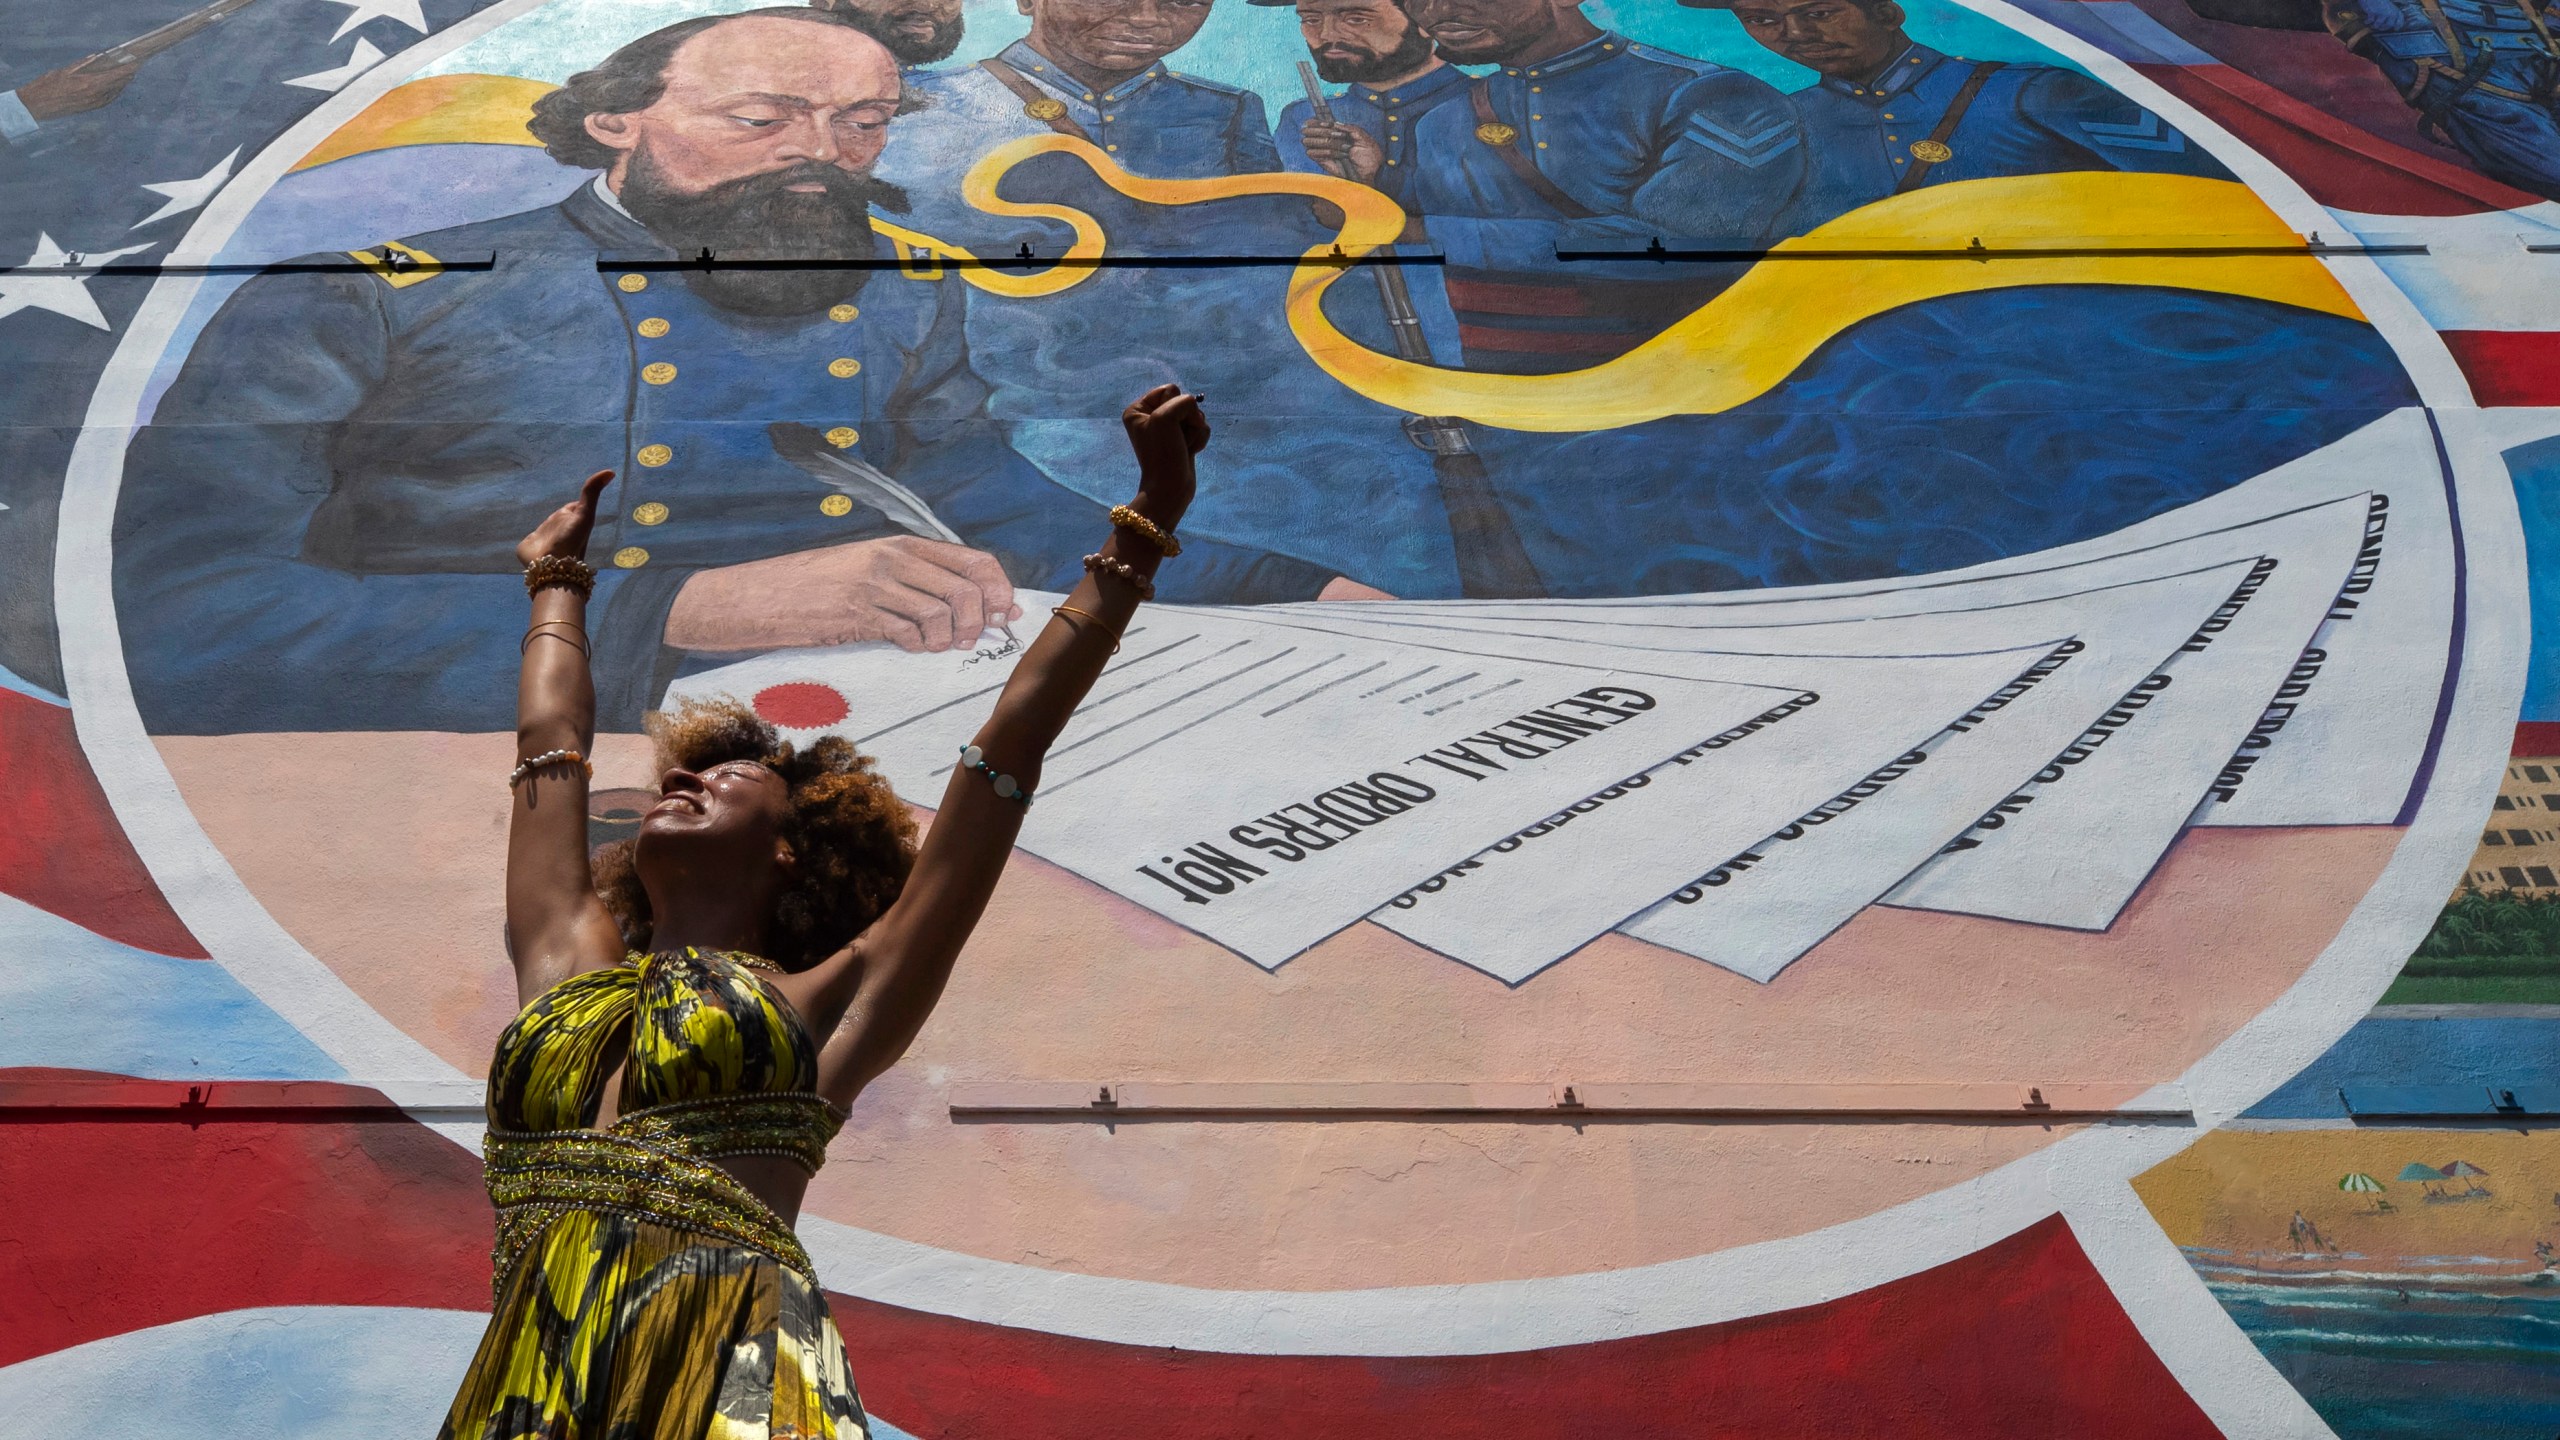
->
[1107,503,1182,557]
[958,744,1033,807]
[509,748,593,788]
[524,555,597,599]
[1082,551,1156,602]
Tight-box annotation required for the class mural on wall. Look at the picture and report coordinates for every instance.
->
[2,0,2554,1434]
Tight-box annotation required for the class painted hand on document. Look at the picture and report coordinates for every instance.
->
[665,536,1022,654]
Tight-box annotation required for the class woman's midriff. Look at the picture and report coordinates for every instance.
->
[716,1151,814,1227]
[592,1057,814,1225]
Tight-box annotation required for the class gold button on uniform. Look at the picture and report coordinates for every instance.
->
[614,546,650,569]
[617,273,649,293]
[824,426,859,448]
[643,362,677,385]
[828,303,859,322]
[827,357,861,378]
[636,444,673,467]
[820,494,854,517]
[636,317,669,338]
[632,502,670,525]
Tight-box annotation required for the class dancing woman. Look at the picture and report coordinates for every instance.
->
[440,385,1208,1438]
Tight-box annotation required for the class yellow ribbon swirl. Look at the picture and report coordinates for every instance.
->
[896,136,2364,432]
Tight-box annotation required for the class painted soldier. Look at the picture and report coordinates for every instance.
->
[113,9,1335,736]
[1258,0,1469,205]
[1701,0,2229,232]
[879,0,1280,241]
[2318,0,2560,199]
[1396,0,1806,372]
[808,0,970,68]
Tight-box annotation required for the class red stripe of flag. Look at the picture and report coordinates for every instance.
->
[2439,332,2560,407]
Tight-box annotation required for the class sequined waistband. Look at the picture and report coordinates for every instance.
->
[481,1123,819,1301]
[613,1091,843,1174]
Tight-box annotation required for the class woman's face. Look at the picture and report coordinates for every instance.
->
[637,758,793,876]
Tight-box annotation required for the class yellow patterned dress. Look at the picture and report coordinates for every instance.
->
[440,948,869,1440]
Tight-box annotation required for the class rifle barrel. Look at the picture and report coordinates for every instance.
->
[80,0,260,69]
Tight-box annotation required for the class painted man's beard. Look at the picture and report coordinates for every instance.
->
[832,7,965,66]
[619,152,912,316]
[1312,25,1436,84]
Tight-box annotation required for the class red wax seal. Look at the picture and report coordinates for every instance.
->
[752,682,850,730]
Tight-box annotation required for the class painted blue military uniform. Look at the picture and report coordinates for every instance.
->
[878,39,1281,253]
[113,182,1330,735]
[866,42,1466,597]
[1273,60,1470,205]
[1401,33,1805,372]
[1406,34,1803,260]
[2326,0,2560,199]
[1378,44,2412,599]
[1783,43,2230,231]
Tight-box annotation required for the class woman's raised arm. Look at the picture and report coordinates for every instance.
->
[796,386,1208,1103]
[503,469,629,1006]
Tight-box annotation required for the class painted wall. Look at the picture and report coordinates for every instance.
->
[1,0,2554,1434]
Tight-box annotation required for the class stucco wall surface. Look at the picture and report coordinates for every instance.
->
[3,0,2557,1435]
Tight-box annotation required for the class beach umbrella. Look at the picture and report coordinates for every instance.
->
[2443,1160,2488,1179]
[2397,1162,2447,1182]
[2338,1172,2384,1192]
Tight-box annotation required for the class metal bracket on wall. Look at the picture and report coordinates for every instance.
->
[0,250,496,277]
[2338,1084,2560,1121]
[594,245,1447,275]
[946,1081,2194,1124]
[1553,233,2429,264]
[0,1075,484,1124]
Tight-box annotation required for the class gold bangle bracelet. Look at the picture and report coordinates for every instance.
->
[1050,603,1121,653]
[521,621,592,656]
[1108,504,1181,557]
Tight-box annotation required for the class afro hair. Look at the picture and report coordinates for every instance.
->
[593,695,916,969]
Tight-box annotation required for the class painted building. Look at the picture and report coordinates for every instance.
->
[1,0,2555,1435]
[2463,754,2560,892]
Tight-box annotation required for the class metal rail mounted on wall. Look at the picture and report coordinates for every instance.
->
[0,232,2459,277]
[8,1078,2557,1126]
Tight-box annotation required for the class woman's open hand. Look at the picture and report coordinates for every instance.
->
[1120,384,1207,522]
[515,469,615,567]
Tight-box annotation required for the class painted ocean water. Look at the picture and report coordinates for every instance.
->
[2193,1257,2560,1438]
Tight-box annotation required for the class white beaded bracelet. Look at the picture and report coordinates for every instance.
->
[508,748,593,788]
[958,744,1033,807]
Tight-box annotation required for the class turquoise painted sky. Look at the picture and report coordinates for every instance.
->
[423,0,2078,97]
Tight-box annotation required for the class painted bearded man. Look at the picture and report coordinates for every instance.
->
[113,7,1339,736]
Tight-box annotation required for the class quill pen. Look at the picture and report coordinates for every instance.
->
[768,422,1016,644]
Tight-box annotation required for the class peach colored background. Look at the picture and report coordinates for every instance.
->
[161,730,2400,1290]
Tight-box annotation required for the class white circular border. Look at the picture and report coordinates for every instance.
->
[45,6,2537,1431]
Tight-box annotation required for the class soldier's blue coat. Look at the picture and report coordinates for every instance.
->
[112,183,1328,735]
[1273,60,1470,204]
[2334,0,2560,200]
[879,39,1283,254]
[1404,31,1808,270]
[1782,43,2229,231]
[862,38,1465,600]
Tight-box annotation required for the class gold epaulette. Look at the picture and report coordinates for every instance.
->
[346,239,442,289]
